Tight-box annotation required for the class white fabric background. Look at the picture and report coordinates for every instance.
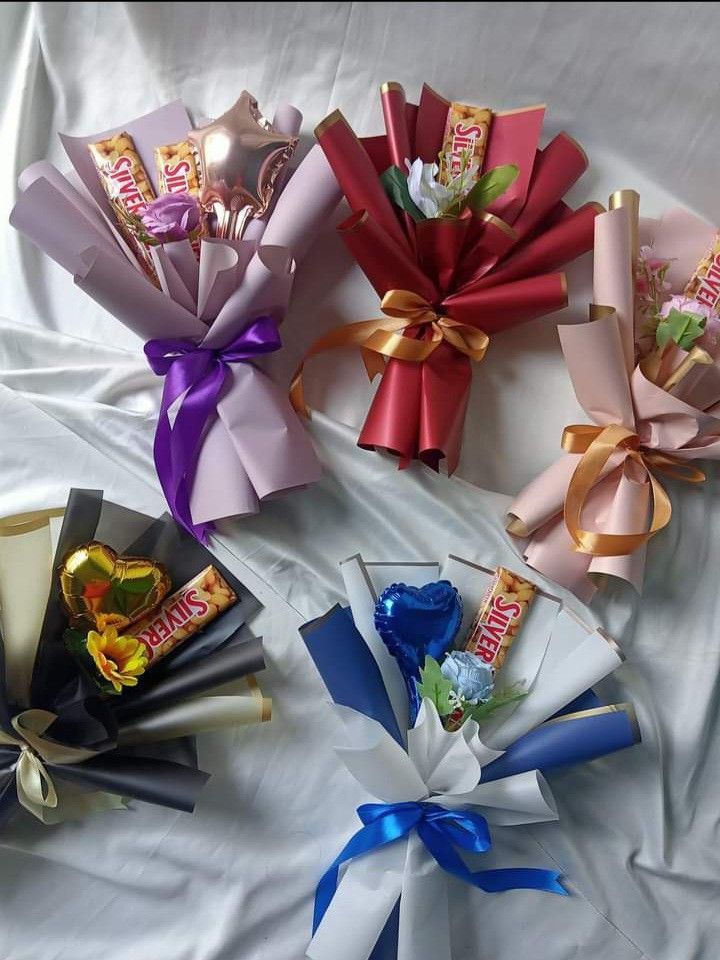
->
[0,3,719,959]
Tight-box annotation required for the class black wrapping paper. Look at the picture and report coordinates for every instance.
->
[0,489,265,826]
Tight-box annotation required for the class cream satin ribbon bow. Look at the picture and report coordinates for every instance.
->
[290,289,490,417]
[0,709,120,823]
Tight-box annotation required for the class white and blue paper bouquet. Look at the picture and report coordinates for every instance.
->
[300,554,640,960]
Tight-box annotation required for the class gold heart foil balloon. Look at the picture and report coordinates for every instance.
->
[59,542,171,632]
[188,90,298,240]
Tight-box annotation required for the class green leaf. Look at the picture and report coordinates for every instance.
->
[655,307,706,351]
[416,655,455,716]
[463,163,519,214]
[380,165,426,222]
[466,684,527,723]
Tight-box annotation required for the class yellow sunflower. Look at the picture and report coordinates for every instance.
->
[85,626,149,694]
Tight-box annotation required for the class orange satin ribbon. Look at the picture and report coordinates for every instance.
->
[562,423,705,557]
[289,289,489,417]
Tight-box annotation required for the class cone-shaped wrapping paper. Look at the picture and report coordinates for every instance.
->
[507,201,720,600]
[0,489,269,826]
[298,551,641,960]
[11,97,342,541]
[300,83,599,473]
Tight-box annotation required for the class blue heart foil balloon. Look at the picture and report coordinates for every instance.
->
[374,580,463,726]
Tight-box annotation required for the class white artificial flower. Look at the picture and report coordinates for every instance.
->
[405,158,454,218]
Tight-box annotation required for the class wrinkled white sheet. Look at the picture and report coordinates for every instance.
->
[1,3,719,959]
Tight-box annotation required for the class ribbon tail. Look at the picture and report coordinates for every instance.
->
[289,361,311,419]
[418,821,567,897]
[15,750,57,822]
[289,315,426,418]
[154,360,227,543]
[361,346,386,381]
[465,866,568,895]
[153,404,212,544]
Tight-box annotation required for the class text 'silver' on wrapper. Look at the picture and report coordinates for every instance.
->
[439,101,492,186]
[154,140,204,255]
[131,565,237,664]
[155,140,201,197]
[88,131,158,282]
[463,567,536,669]
[684,231,720,311]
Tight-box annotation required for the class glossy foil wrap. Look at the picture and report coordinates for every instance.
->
[189,91,298,240]
[374,579,462,723]
[311,83,600,472]
[59,541,171,631]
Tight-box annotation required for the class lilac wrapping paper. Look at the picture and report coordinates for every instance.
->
[10,100,342,531]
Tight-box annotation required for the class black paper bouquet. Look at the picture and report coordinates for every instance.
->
[0,489,269,825]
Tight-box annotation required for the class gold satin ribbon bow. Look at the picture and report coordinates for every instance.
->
[290,289,489,417]
[562,423,705,557]
[0,709,117,823]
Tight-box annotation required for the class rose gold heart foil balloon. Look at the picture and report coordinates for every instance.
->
[189,91,298,241]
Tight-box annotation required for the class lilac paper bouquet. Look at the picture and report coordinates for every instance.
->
[10,94,341,542]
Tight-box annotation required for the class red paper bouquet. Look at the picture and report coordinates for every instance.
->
[292,82,601,472]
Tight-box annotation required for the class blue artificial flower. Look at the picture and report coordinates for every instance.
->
[441,651,494,705]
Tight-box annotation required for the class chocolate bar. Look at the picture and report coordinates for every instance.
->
[155,140,201,197]
[439,101,492,187]
[88,131,158,281]
[131,565,237,664]
[463,566,535,670]
[154,140,204,255]
[684,232,720,312]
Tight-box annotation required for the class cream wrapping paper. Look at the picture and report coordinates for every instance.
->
[0,510,63,706]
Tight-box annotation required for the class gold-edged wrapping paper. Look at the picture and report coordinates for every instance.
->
[0,508,64,706]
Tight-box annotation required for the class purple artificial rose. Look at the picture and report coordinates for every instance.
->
[141,192,200,242]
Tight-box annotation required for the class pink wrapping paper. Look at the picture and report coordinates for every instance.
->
[508,203,720,600]
[10,100,342,532]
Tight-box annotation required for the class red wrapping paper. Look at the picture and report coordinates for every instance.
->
[415,217,470,296]
[415,84,451,163]
[455,214,519,287]
[317,112,406,249]
[511,133,589,240]
[359,339,472,473]
[381,82,413,171]
[312,83,599,473]
[469,203,602,291]
[484,105,546,222]
[444,273,568,334]
[381,83,416,245]
[339,211,438,302]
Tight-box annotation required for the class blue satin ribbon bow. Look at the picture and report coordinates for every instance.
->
[314,800,566,932]
[144,315,282,543]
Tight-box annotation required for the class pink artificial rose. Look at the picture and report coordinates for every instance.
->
[659,294,713,322]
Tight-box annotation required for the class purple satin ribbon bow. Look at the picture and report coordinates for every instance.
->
[144,315,282,543]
